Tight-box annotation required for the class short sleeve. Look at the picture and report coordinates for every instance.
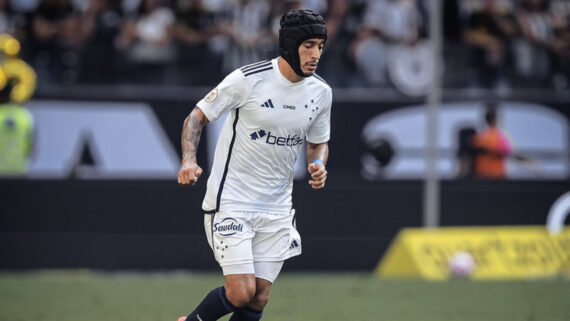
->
[196,69,250,122]
[306,88,332,144]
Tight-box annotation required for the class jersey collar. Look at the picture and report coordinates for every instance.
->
[272,58,305,87]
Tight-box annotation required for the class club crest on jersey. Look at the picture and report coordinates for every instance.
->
[204,88,218,102]
[214,217,243,236]
[249,129,304,146]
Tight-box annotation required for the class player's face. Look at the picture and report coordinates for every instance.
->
[298,38,325,75]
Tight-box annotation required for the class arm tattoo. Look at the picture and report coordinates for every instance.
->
[181,108,207,161]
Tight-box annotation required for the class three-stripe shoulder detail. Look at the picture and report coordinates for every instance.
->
[241,60,269,71]
[312,73,328,85]
[241,61,273,77]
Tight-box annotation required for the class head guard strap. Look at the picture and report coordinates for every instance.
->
[279,9,327,77]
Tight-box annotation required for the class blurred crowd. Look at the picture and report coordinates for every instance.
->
[0,0,569,91]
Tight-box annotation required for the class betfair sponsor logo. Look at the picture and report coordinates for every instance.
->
[250,129,304,147]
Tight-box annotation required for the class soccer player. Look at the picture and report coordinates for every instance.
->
[176,9,331,321]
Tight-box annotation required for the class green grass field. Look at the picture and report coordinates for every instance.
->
[1,271,569,321]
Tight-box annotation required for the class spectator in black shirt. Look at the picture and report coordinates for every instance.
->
[463,0,518,89]
[79,0,124,84]
[29,0,84,84]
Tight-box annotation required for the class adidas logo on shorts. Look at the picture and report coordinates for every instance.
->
[289,240,300,250]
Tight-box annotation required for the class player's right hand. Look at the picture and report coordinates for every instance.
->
[177,160,203,186]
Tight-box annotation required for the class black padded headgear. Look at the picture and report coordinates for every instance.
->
[279,9,327,78]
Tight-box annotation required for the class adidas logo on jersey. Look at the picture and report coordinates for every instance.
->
[261,99,274,108]
[250,129,304,147]
[289,240,300,250]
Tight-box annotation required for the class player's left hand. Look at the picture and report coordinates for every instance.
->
[308,163,327,190]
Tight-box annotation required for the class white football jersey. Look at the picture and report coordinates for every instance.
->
[197,58,332,215]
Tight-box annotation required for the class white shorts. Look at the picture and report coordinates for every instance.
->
[204,209,301,281]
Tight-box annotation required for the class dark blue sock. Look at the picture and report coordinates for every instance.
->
[228,306,263,321]
[185,286,236,321]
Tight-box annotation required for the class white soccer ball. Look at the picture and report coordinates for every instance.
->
[448,251,476,278]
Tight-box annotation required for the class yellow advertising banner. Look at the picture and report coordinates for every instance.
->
[375,226,570,280]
